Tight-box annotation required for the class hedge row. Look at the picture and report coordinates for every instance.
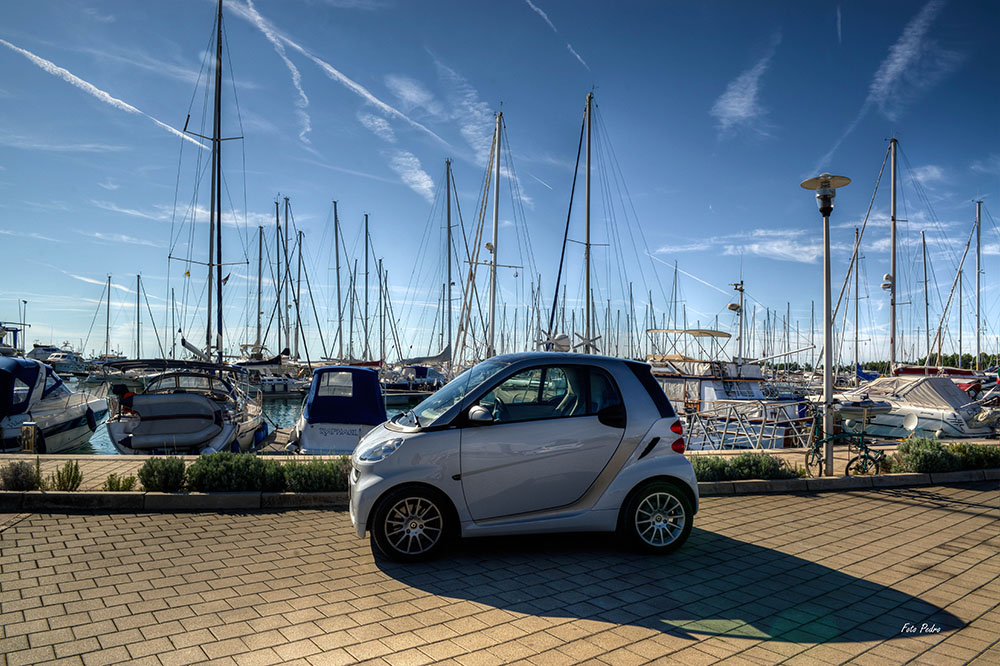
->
[0,453,351,493]
[689,452,802,482]
[139,453,351,493]
[886,438,1000,474]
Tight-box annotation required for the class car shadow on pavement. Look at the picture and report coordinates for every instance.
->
[375,527,961,644]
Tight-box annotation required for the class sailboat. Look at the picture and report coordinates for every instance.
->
[104,0,264,455]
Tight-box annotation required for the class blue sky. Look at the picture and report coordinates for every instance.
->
[1,0,997,365]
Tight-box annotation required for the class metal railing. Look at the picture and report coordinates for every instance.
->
[683,398,817,450]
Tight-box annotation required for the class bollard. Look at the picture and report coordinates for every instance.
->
[20,422,39,453]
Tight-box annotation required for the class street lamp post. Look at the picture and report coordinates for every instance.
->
[800,173,850,476]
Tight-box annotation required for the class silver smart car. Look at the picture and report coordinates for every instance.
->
[349,352,698,562]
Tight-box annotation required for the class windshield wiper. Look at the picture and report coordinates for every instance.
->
[406,409,421,427]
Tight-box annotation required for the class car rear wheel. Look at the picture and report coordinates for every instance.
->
[621,481,692,554]
[371,487,452,562]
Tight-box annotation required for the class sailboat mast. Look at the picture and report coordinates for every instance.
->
[889,137,898,368]
[211,0,224,364]
[256,225,263,351]
[283,197,291,354]
[446,159,453,363]
[922,230,929,363]
[975,200,982,370]
[275,200,281,353]
[364,213,370,361]
[959,269,963,369]
[584,92,592,353]
[136,274,141,358]
[487,112,502,358]
[295,229,303,359]
[334,201,343,359]
[854,228,860,385]
[105,274,111,357]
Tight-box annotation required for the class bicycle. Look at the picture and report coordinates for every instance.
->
[845,435,887,476]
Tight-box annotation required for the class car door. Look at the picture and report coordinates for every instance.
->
[460,364,626,521]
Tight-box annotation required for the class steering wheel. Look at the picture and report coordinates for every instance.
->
[492,396,509,422]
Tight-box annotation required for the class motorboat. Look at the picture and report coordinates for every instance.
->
[836,375,996,439]
[26,343,60,362]
[1,357,108,453]
[648,347,813,450]
[47,350,86,376]
[287,366,387,454]
[104,359,265,455]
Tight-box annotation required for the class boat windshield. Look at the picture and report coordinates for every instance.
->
[406,359,512,427]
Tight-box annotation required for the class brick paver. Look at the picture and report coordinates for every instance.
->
[1,482,997,665]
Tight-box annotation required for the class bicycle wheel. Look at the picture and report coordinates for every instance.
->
[845,455,876,476]
[804,448,824,477]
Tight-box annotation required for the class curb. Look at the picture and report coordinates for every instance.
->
[0,471,994,510]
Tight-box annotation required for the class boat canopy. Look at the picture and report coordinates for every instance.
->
[0,357,64,417]
[303,366,387,426]
[847,375,974,410]
[647,329,732,339]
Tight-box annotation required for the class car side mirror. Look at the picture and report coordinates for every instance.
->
[597,403,626,428]
[468,404,494,425]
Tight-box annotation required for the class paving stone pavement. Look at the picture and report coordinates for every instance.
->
[1,482,998,666]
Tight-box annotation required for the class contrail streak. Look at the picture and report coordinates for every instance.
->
[0,39,206,150]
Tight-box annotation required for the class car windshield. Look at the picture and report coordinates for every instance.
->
[404,359,511,427]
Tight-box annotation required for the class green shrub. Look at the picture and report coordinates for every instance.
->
[894,438,960,473]
[102,473,137,492]
[138,457,186,492]
[690,455,729,482]
[261,459,286,492]
[185,452,264,492]
[689,452,797,481]
[948,443,1000,470]
[283,458,350,492]
[48,461,82,491]
[0,460,41,491]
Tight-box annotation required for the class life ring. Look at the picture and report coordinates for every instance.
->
[85,407,98,432]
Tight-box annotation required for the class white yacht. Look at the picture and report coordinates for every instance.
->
[47,350,86,376]
[104,360,265,455]
[287,366,387,454]
[836,375,996,439]
[1,357,108,453]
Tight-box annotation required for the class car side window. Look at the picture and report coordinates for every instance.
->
[479,366,588,422]
[589,369,623,414]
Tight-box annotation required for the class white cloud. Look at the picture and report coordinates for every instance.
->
[83,8,115,23]
[435,60,495,163]
[909,164,945,186]
[867,0,959,121]
[98,178,120,190]
[384,75,445,118]
[0,39,206,149]
[244,0,312,144]
[91,199,270,228]
[0,228,66,243]
[710,32,781,135]
[0,134,128,153]
[78,230,165,248]
[523,0,589,70]
[388,151,435,203]
[657,227,837,264]
[971,154,1000,175]
[226,2,448,148]
[358,112,396,143]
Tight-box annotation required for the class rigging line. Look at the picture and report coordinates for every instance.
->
[81,279,108,353]
[398,168,444,341]
[499,119,538,280]
[140,278,165,358]
[593,104,667,306]
[830,144,890,325]
[547,104,586,337]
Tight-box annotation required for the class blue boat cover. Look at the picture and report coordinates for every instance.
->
[0,357,41,417]
[303,366,387,426]
[856,364,879,382]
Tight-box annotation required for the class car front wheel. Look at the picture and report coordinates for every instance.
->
[371,487,452,562]
[621,481,693,554]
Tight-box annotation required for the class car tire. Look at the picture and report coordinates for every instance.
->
[620,481,693,554]
[370,486,453,562]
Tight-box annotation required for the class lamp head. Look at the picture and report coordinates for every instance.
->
[800,173,851,218]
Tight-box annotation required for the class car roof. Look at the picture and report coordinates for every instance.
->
[490,352,637,365]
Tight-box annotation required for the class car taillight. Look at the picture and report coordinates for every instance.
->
[670,421,684,453]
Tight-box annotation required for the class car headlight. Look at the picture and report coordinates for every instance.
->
[358,437,404,463]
